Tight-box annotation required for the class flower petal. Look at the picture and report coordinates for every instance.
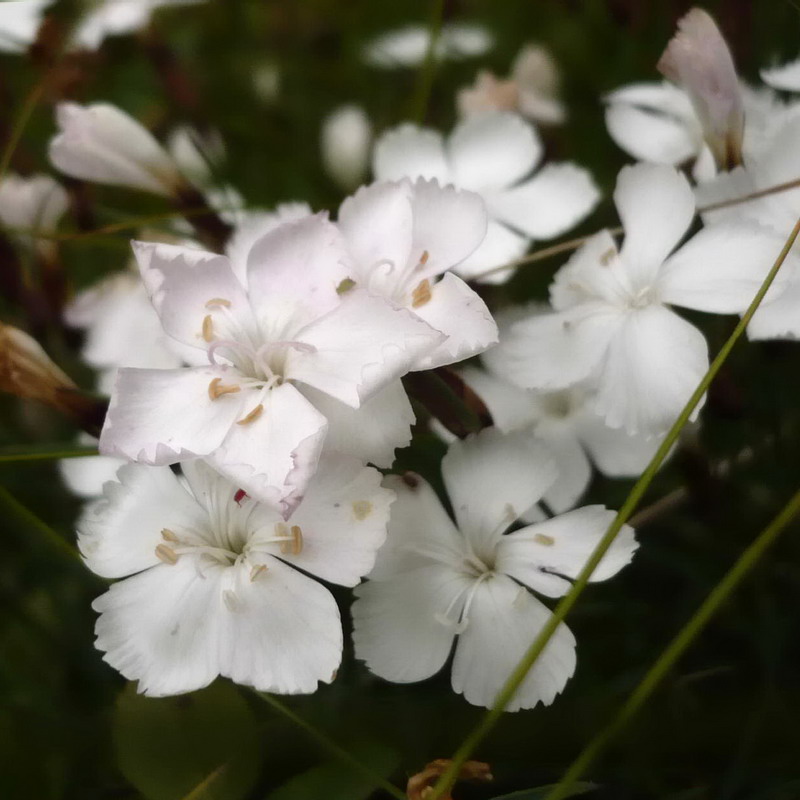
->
[288,290,443,407]
[132,241,253,351]
[459,366,539,432]
[78,464,205,579]
[265,456,394,586]
[593,306,708,435]
[372,124,450,183]
[99,366,248,464]
[448,111,541,192]
[537,428,592,514]
[497,505,638,598]
[658,221,792,313]
[450,575,576,710]
[761,58,800,92]
[246,214,351,337]
[748,276,800,341]
[93,559,225,696]
[411,273,498,370]
[615,163,696,283]
[487,162,599,240]
[453,218,530,283]
[352,565,470,683]
[207,382,328,518]
[298,380,414,468]
[218,558,342,694]
[442,428,557,550]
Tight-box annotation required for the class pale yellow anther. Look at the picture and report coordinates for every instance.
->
[411,278,432,308]
[155,543,179,565]
[208,377,241,400]
[419,249,430,265]
[600,248,616,266]
[205,297,231,308]
[280,525,304,555]
[352,500,372,520]
[250,564,268,582]
[161,528,178,542]
[533,533,555,546]
[236,403,264,425]
[336,277,356,295]
[202,314,214,342]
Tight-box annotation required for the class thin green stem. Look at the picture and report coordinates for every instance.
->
[0,81,45,185]
[0,484,80,562]
[0,444,99,462]
[253,692,406,800]
[410,0,446,124]
[427,217,800,800]
[545,485,800,800]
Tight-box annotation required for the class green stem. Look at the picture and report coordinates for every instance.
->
[252,692,406,800]
[0,484,80,562]
[410,0,446,124]
[544,485,800,800]
[0,444,99,462]
[0,81,45,185]
[427,214,800,800]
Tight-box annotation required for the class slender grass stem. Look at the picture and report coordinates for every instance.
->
[410,0,446,124]
[544,485,800,800]
[0,444,99,462]
[427,216,800,800]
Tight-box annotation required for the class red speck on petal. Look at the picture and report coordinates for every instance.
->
[234,489,248,505]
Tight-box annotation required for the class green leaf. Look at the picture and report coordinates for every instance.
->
[114,681,262,800]
[265,741,399,800]
[491,782,597,800]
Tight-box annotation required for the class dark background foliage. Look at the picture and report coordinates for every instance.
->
[2,1,800,798]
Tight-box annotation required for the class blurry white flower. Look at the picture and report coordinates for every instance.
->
[0,0,50,54]
[363,22,492,68]
[458,44,566,125]
[72,0,205,51]
[456,364,666,517]
[337,178,497,369]
[762,58,800,92]
[80,457,394,696]
[59,432,123,499]
[321,105,373,191]
[373,112,599,283]
[49,103,185,197]
[0,173,67,254]
[486,164,794,435]
[657,8,743,169]
[353,428,637,710]
[100,216,443,516]
[167,126,225,187]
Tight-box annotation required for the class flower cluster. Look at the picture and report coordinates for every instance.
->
[5,3,798,720]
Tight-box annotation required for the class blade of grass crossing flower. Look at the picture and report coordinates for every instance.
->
[252,692,406,800]
[0,443,99,462]
[410,0,446,123]
[427,217,800,800]
[545,485,800,800]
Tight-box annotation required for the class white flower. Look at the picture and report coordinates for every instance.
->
[59,432,123,499]
[458,43,566,125]
[321,105,373,191]
[485,163,794,435]
[0,173,68,254]
[0,0,50,54]
[72,0,205,51]
[352,428,637,711]
[694,113,800,341]
[49,103,186,196]
[373,112,599,283]
[337,178,497,369]
[99,215,444,516]
[656,8,743,170]
[762,57,800,92]
[362,22,492,69]
[79,456,394,696]
[457,365,667,517]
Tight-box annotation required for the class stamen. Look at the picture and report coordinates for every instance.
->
[161,528,179,542]
[205,297,231,308]
[155,543,179,565]
[279,525,304,556]
[250,564,268,581]
[411,279,432,308]
[202,314,214,342]
[208,377,242,400]
[236,403,264,425]
[419,249,429,266]
[336,277,356,294]
[234,489,248,505]
[533,533,555,546]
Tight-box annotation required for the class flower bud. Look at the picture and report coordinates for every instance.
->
[657,8,743,169]
[320,104,373,190]
[0,173,67,254]
[48,102,186,196]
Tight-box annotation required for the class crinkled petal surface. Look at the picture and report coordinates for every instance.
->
[450,574,576,710]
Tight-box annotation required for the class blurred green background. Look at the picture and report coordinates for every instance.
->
[2,1,800,798]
